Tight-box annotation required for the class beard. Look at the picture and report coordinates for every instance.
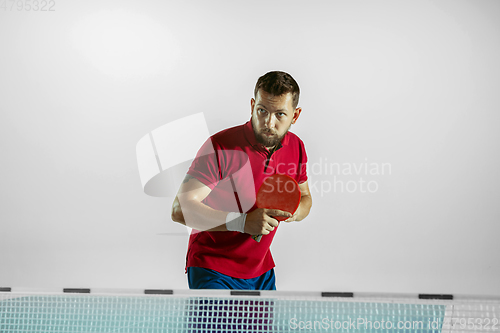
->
[252,117,290,148]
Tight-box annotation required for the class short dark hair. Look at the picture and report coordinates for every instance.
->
[254,71,300,108]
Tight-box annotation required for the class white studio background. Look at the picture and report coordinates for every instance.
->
[0,0,499,295]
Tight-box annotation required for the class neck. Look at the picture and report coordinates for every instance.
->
[267,144,278,152]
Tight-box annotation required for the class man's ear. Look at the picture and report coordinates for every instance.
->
[292,107,302,124]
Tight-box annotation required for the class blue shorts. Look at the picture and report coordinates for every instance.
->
[187,267,276,290]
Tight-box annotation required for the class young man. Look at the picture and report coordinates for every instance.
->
[171,71,312,290]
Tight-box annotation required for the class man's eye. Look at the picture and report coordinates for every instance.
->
[258,108,266,113]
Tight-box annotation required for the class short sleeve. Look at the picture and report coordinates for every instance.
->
[297,139,308,184]
[186,137,221,190]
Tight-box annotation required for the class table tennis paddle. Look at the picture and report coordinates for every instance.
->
[252,174,301,242]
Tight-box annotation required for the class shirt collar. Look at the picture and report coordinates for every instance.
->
[243,119,290,150]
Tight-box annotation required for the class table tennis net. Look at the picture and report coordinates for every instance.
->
[1,290,499,332]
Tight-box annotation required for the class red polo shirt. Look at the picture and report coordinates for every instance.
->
[185,120,308,279]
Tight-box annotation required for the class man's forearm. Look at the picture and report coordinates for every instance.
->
[172,192,311,230]
[172,196,229,231]
[295,194,312,221]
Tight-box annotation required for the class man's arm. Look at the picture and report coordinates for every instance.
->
[171,174,292,234]
[171,175,228,231]
[284,180,312,222]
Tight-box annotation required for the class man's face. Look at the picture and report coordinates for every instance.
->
[251,90,301,149]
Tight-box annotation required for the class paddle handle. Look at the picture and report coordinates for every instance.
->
[252,234,263,242]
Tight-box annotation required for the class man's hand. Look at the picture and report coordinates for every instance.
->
[244,208,291,235]
[283,205,301,222]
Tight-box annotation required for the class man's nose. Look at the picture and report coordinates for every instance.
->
[264,114,276,129]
